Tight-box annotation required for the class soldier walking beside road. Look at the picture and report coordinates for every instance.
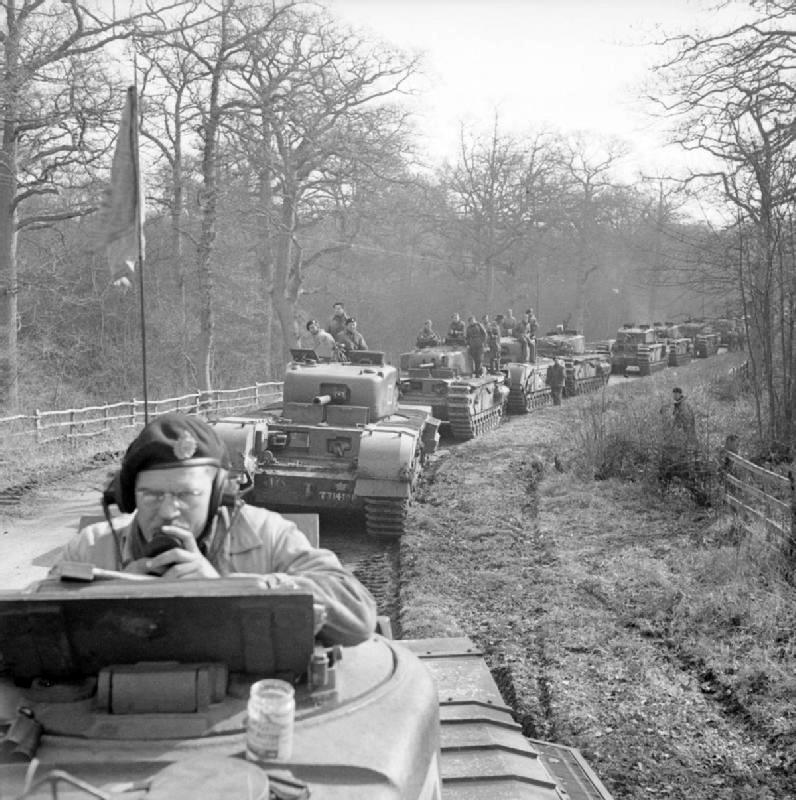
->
[672,387,696,441]
[465,315,487,376]
[546,357,566,405]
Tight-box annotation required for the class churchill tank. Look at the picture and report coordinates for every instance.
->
[653,322,692,367]
[610,324,668,376]
[216,350,439,540]
[398,341,509,440]
[0,575,615,800]
[536,329,611,396]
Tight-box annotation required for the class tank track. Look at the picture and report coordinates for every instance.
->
[638,356,668,376]
[507,384,551,413]
[668,351,692,367]
[364,497,409,540]
[565,375,607,397]
[447,383,506,440]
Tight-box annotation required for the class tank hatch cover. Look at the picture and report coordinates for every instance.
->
[0,579,315,682]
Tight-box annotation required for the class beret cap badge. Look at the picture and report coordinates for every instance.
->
[173,429,198,460]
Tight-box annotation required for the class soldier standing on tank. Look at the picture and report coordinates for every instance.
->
[327,302,348,338]
[447,312,466,343]
[486,316,502,373]
[546,357,566,406]
[502,309,518,336]
[525,309,538,338]
[335,316,368,353]
[416,320,441,348]
[465,315,487,376]
[515,314,533,362]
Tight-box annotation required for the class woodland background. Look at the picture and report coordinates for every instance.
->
[1,0,794,449]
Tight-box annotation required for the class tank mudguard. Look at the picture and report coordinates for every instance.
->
[211,418,267,484]
[354,427,418,498]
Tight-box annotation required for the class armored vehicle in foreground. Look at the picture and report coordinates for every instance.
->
[536,329,611,396]
[610,324,668,376]
[0,576,615,800]
[399,341,509,439]
[222,350,439,540]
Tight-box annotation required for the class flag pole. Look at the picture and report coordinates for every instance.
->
[129,81,149,424]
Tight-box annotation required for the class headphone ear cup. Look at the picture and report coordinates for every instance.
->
[211,468,236,514]
[103,471,132,513]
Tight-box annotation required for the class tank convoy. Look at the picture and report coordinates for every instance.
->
[535,328,611,396]
[0,572,615,800]
[398,338,509,439]
[214,349,439,540]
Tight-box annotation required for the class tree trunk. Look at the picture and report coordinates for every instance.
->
[0,7,20,410]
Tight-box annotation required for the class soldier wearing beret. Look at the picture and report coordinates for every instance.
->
[57,413,377,647]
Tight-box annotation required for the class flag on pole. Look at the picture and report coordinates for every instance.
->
[101,86,145,288]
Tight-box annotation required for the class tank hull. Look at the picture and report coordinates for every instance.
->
[1,629,614,800]
[399,346,509,441]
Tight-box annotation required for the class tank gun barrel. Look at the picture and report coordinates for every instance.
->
[313,394,332,405]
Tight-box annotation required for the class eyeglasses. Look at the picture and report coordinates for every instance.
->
[136,488,205,508]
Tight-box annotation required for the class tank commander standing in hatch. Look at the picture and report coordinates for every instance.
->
[306,319,337,361]
[327,301,348,339]
[335,316,368,353]
[416,319,441,348]
[502,309,518,336]
[56,413,377,647]
[447,312,466,343]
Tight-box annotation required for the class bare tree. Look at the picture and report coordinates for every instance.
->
[0,0,173,409]
[231,8,421,357]
[651,0,796,445]
[440,117,536,309]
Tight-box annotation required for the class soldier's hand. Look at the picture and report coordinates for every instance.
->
[144,525,220,579]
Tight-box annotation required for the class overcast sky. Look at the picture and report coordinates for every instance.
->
[325,0,749,176]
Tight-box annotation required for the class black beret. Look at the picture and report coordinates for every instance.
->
[118,412,230,511]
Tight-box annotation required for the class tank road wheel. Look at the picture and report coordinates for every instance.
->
[364,498,408,540]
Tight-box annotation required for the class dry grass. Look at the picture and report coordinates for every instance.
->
[403,353,795,800]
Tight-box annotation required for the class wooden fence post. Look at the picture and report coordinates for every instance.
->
[34,409,41,443]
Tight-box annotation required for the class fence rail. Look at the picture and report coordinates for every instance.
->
[0,382,284,443]
[723,451,795,563]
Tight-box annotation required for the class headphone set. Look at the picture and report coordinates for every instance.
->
[101,465,238,551]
